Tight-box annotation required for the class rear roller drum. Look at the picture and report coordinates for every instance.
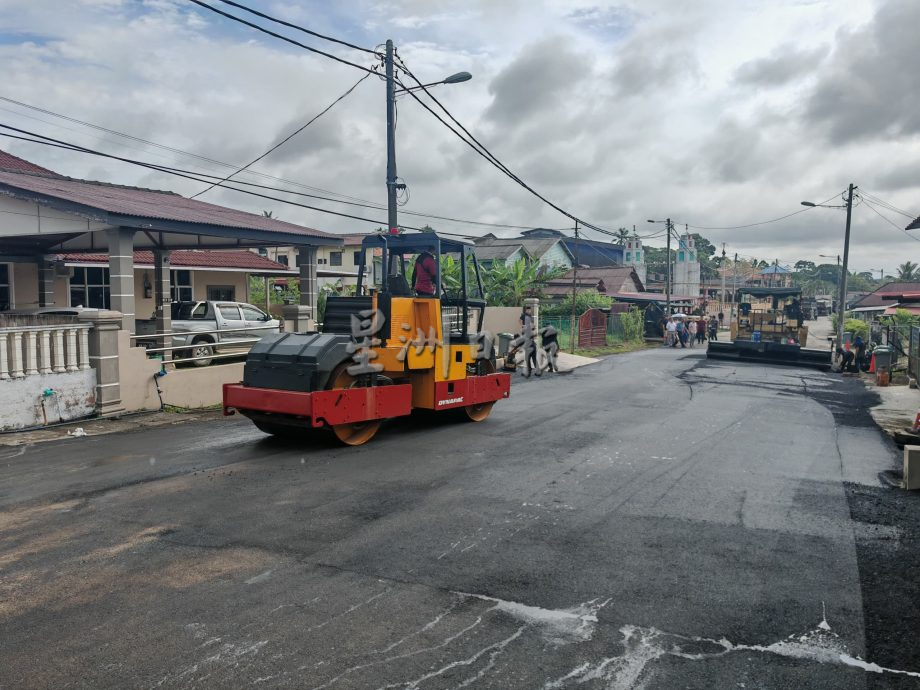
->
[463,359,496,422]
[327,363,382,446]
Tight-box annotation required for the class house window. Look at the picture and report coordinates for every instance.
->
[276,254,289,266]
[207,285,235,301]
[70,267,110,309]
[625,252,631,262]
[0,264,9,311]
[678,251,685,262]
[635,252,641,262]
[330,251,343,267]
[171,270,193,302]
[353,251,362,265]
[689,252,695,262]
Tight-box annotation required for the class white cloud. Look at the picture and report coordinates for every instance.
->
[0,0,916,274]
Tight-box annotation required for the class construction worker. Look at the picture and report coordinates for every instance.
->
[412,251,437,296]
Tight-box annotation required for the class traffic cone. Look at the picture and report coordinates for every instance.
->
[868,353,876,373]
[912,410,920,433]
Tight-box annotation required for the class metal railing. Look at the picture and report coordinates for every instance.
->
[129,324,278,364]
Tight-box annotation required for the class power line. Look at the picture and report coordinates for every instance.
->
[210,0,379,55]
[0,125,418,229]
[0,96,546,232]
[684,191,846,231]
[185,0,379,76]
[392,56,618,238]
[862,199,920,242]
[860,190,914,219]
[191,71,372,198]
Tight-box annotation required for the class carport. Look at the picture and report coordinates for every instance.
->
[0,165,341,336]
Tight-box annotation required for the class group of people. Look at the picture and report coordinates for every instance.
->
[662,314,721,348]
[835,334,868,374]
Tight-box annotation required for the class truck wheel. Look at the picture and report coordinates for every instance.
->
[191,338,214,367]
[326,362,381,446]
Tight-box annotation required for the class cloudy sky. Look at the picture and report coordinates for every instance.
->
[1,0,918,273]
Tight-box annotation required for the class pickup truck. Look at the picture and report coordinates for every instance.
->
[137,301,281,366]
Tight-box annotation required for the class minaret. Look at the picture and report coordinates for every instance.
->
[673,229,701,297]
[624,233,646,285]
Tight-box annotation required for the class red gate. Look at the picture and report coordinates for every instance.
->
[578,309,607,348]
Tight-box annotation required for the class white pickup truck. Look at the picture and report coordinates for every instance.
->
[137,301,280,366]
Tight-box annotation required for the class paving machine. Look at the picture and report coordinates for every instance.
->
[707,287,831,370]
[223,231,512,445]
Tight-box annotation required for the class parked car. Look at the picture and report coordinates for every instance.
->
[136,301,280,366]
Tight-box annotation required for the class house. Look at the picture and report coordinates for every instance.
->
[473,233,574,269]
[543,266,645,300]
[520,228,624,267]
[470,242,529,269]
[848,282,920,321]
[756,264,793,287]
[0,149,338,331]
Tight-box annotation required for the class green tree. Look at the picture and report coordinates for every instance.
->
[482,258,565,306]
[620,307,645,342]
[615,227,630,244]
[794,260,816,272]
[897,261,918,280]
[541,290,612,317]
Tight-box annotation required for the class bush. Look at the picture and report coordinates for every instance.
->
[620,307,645,342]
[844,318,868,339]
[542,290,612,317]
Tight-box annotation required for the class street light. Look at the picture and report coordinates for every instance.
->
[802,184,856,348]
[395,71,472,93]
[384,40,471,234]
[648,218,673,315]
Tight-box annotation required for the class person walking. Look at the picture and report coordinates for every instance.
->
[718,310,725,329]
[697,318,707,345]
[708,315,718,341]
[518,305,539,377]
[687,318,697,348]
[675,319,687,348]
[665,317,677,347]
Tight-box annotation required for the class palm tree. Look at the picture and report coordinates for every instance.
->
[897,261,918,281]
[483,258,565,306]
[615,228,630,244]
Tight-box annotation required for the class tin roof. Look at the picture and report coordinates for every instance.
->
[0,167,334,240]
[0,150,58,176]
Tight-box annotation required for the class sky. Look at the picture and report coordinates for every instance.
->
[0,0,918,275]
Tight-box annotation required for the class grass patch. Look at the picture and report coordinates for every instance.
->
[573,340,654,358]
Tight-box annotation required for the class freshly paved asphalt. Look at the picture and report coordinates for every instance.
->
[1,348,916,689]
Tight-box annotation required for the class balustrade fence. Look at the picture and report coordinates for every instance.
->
[0,323,91,380]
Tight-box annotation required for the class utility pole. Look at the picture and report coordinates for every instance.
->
[733,252,739,316]
[570,221,579,353]
[720,242,726,311]
[385,39,399,235]
[836,183,855,347]
[665,218,672,316]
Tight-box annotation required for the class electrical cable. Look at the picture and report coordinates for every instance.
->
[0,125,421,229]
[191,71,372,198]
[684,190,847,231]
[862,199,920,242]
[185,0,379,76]
[391,59,619,238]
[860,190,914,219]
[0,96,547,232]
[210,0,379,55]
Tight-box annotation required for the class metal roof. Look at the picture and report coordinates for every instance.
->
[0,150,58,176]
[0,168,336,243]
[59,250,292,273]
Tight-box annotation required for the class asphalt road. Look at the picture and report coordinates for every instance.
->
[2,348,918,689]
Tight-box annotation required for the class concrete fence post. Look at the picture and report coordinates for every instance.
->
[79,310,125,417]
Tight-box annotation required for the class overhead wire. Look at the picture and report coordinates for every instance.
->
[191,71,373,198]
[185,0,379,76]
[860,190,914,219]
[862,198,920,242]
[210,0,379,55]
[0,125,421,229]
[684,190,847,231]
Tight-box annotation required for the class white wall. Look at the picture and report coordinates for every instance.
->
[0,369,97,430]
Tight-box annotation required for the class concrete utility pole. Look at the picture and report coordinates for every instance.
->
[666,218,672,316]
[733,252,739,316]
[385,39,399,234]
[720,242,726,310]
[570,221,579,353]
[836,183,856,347]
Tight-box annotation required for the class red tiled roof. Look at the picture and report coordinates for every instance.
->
[0,169,334,239]
[851,282,920,308]
[0,150,58,176]
[58,250,293,273]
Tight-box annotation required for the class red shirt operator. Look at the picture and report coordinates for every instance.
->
[413,252,437,295]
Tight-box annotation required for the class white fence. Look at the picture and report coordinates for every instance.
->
[0,324,91,380]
